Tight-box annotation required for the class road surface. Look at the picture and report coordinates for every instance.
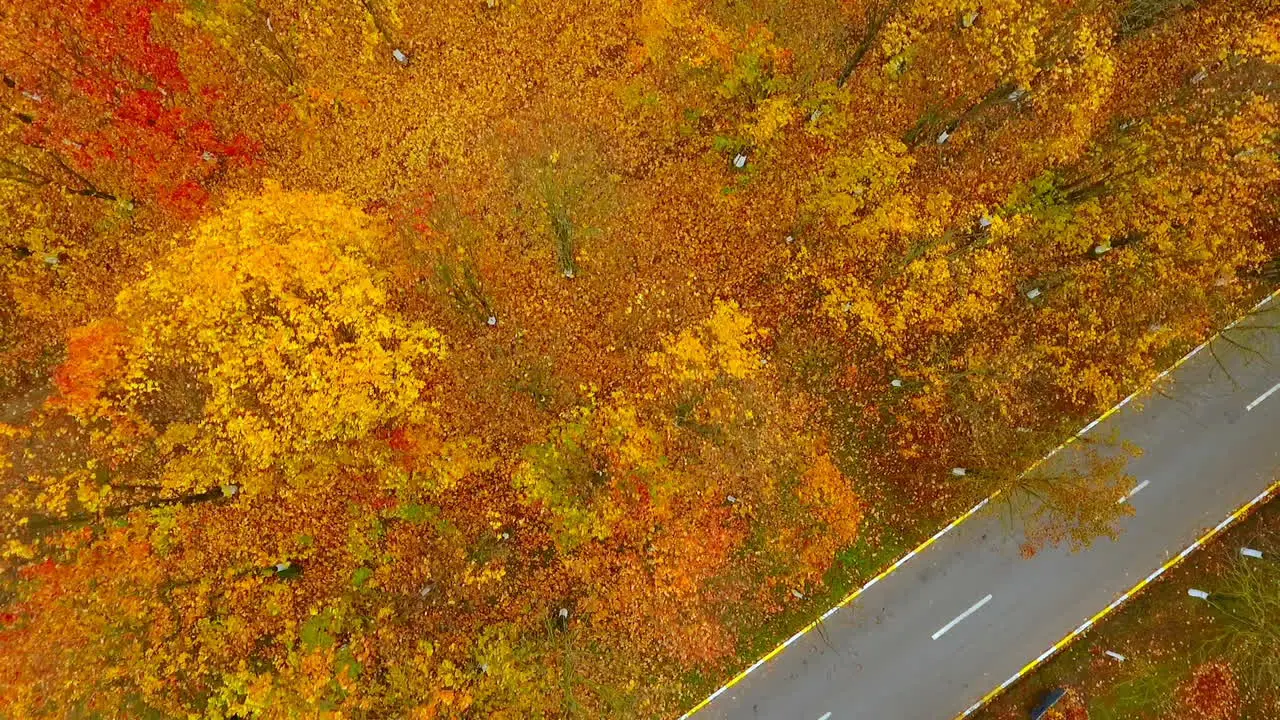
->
[694,298,1280,720]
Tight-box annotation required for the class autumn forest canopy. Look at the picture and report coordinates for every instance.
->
[1,0,1278,717]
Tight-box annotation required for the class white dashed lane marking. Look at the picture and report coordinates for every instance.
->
[932,594,993,640]
[1246,380,1280,412]
[1117,479,1151,505]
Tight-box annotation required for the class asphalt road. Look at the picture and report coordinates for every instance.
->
[695,297,1280,720]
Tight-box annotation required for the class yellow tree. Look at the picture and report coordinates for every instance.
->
[105,181,444,487]
[5,181,448,557]
[0,183,469,717]
[968,93,1280,415]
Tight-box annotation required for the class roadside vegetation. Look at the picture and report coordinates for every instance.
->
[1,0,1278,717]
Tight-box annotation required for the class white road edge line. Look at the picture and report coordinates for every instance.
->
[1245,380,1280,412]
[932,594,993,640]
[1116,479,1151,504]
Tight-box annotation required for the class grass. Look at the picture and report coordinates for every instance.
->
[1089,658,1184,720]
[1118,0,1198,38]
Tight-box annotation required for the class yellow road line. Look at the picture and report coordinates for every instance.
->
[957,477,1280,718]
[676,289,1278,720]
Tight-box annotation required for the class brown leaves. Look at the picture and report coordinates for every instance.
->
[1177,662,1240,720]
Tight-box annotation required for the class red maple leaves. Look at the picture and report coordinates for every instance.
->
[3,0,258,215]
